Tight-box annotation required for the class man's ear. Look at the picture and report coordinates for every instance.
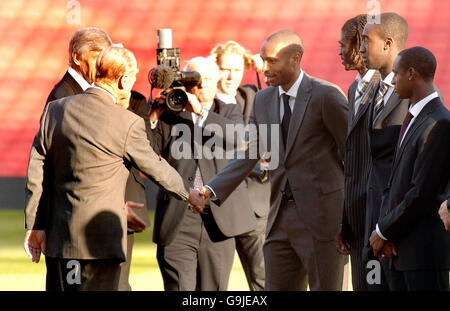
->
[407,67,415,81]
[384,37,394,50]
[72,52,81,66]
[118,75,126,90]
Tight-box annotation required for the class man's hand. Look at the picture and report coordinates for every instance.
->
[24,229,46,263]
[369,230,385,258]
[125,201,147,233]
[380,241,398,258]
[149,94,166,122]
[188,188,207,214]
[438,200,450,231]
[185,92,203,116]
[335,232,350,255]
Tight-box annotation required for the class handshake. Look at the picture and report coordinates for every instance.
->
[187,187,214,214]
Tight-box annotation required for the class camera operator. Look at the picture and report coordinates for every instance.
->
[148,56,257,290]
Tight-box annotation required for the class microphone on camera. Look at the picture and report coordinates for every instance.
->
[149,64,175,89]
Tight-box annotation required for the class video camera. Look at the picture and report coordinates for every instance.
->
[149,29,201,112]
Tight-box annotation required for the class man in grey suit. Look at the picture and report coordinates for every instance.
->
[24,46,201,291]
[211,40,269,291]
[336,14,380,291]
[148,57,256,290]
[45,28,150,290]
[196,30,349,291]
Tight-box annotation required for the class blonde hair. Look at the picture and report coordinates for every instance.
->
[210,40,253,69]
[95,46,137,83]
[69,27,112,64]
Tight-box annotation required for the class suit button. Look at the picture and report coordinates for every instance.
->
[188,177,194,182]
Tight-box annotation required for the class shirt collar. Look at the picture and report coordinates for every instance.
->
[409,91,438,118]
[362,69,376,83]
[279,69,304,98]
[382,71,395,87]
[68,66,92,91]
[216,90,237,104]
[91,84,117,104]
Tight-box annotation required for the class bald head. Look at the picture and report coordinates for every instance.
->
[265,30,304,57]
[371,12,409,49]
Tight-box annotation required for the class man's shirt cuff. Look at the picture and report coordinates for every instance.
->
[376,223,388,241]
[204,185,217,199]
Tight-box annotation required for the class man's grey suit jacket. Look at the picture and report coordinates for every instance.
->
[208,73,349,241]
[25,87,189,261]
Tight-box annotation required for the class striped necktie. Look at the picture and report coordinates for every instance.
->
[354,80,369,116]
[373,81,389,125]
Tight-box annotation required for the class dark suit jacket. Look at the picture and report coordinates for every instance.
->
[208,73,349,241]
[150,99,257,246]
[235,85,270,218]
[46,71,83,104]
[341,72,380,243]
[363,84,444,260]
[377,98,450,270]
[46,71,150,230]
[25,88,189,261]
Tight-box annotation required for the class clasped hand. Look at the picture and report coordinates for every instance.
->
[369,230,398,258]
[188,187,213,214]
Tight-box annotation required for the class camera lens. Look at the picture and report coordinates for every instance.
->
[166,88,188,112]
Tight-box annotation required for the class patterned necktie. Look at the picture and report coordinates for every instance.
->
[193,113,204,189]
[397,111,414,149]
[354,80,369,116]
[281,93,291,147]
[373,81,389,125]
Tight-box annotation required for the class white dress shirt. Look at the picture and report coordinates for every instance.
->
[216,90,237,105]
[354,69,376,114]
[67,66,92,91]
[278,70,304,121]
[380,71,395,108]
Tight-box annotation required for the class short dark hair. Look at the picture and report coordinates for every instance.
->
[372,13,409,49]
[397,46,437,81]
[341,14,367,51]
[266,30,304,57]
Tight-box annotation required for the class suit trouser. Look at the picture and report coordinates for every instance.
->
[264,199,345,291]
[45,256,121,291]
[348,238,368,291]
[235,213,267,291]
[118,232,134,291]
[156,210,235,291]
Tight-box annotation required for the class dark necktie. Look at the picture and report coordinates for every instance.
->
[373,81,389,125]
[280,93,294,200]
[281,93,291,147]
[397,111,414,149]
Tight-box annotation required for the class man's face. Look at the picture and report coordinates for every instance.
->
[77,50,101,84]
[189,64,218,106]
[218,53,244,95]
[360,23,386,70]
[338,32,356,71]
[260,39,298,87]
[391,55,411,99]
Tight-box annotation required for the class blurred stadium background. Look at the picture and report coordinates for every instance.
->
[0,0,448,290]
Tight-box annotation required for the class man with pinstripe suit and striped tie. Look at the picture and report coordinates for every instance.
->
[336,14,380,291]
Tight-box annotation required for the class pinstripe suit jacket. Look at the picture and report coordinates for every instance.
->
[341,72,380,243]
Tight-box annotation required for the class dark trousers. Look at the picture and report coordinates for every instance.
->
[264,199,345,291]
[348,238,367,291]
[118,232,134,291]
[156,210,235,291]
[45,256,121,291]
[387,265,449,291]
[235,213,267,291]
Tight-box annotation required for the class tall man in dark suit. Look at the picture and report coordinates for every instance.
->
[148,56,256,290]
[211,40,269,291]
[369,47,450,291]
[24,46,201,291]
[44,28,149,290]
[196,30,349,291]
[336,14,380,291]
[359,13,411,290]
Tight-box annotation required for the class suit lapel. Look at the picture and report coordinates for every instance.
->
[390,98,440,176]
[285,74,312,159]
[265,87,284,158]
[374,91,401,129]
[349,73,380,135]
[63,71,83,94]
